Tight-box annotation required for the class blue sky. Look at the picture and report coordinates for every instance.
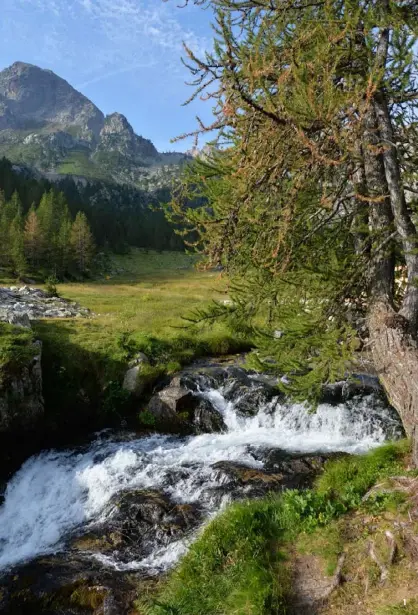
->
[0,0,216,151]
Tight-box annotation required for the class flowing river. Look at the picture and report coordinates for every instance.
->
[0,366,403,580]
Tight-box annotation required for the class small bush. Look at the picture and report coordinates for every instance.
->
[138,409,157,427]
[45,275,60,297]
[102,380,130,417]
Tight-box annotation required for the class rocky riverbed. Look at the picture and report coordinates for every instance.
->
[0,363,404,614]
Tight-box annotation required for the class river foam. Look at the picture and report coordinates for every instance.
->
[0,374,402,572]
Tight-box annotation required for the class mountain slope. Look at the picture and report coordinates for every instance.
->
[0,62,188,189]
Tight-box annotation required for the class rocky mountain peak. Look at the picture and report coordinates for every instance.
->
[0,62,104,139]
[102,112,134,135]
[99,112,159,161]
[0,62,186,188]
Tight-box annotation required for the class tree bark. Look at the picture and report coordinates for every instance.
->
[374,92,418,331]
[362,107,394,304]
[369,302,418,466]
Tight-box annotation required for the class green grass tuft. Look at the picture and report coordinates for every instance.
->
[315,441,409,507]
[141,498,291,615]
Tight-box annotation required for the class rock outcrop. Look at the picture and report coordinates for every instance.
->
[0,338,43,433]
[0,286,90,442]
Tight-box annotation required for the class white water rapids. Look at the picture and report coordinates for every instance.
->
[0,374,403,574]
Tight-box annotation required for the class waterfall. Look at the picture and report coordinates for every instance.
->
[0,369,403,573]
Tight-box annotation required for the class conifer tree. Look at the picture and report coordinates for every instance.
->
[70,212,95,274]
[173,0,418,460]
[1,191,23,267]
[57,203,73,276]
[10,205,26,277]
[24,204,43,268]
[37,189,57,268]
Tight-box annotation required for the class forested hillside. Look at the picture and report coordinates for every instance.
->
[0,157,184,278]
[0,188,94,278]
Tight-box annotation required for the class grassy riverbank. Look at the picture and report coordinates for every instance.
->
[26,250,249,428]
[141,440,418,615]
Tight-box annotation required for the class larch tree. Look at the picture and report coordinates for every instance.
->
[169,1,418,461]
[70,212,95,274]
[9,205,27,277]
[24,205,43,268]
[57,203,73,276]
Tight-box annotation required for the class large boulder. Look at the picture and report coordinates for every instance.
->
[146,381,226,434]
[146,386,197,432]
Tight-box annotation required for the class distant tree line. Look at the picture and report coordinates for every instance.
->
[0,158,185,258]
[0,189,95,278]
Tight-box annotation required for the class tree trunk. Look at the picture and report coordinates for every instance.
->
[362,107,394,303]
[369,301,418,465]
[374,93,418,330]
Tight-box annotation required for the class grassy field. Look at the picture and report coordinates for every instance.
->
[27,250,248,427]
[37,249,238,366]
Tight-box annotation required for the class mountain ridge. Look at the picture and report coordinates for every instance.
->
[0,62,189,190]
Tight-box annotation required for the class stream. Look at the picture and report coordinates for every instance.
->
[0,365,404,613]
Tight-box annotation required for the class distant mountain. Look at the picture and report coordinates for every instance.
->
[0,62,189,190]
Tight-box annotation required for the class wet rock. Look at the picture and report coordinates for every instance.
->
[169,368,227,392]
[193,398,226,434]
[223,378,276,417]
[147,386,197,432]
[73,490,200,564]
[211,455,328,496]
[147,379,226,434]
[261,450,343,475]
[321,374,382,405]
[0,554,135,614]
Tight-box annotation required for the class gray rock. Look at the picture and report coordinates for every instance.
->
[7,311,31,328]
[0,285,91,322]
[147,387,197,432]
[123,366,144,397]
[321,374,383,405]
[122,353,149,397]
[193,399,226,434]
